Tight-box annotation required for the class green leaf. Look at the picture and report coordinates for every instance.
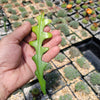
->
[29,13,52,94]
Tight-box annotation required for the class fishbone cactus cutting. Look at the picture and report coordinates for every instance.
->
[29,13,52,94]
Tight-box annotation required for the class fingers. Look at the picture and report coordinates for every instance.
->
[2,22,32,44]
[24,26,50,43]
[42,46,60,62]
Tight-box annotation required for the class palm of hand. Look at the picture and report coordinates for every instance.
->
[0,22,61,98]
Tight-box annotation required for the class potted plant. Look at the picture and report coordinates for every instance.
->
[76,0,82,5]
[75,5,81,11]
[73,56,95,75]
[85,71,100,94]
[90,14,99,23]
[59,64,80,84]
[82,3,88,9]
[64,46,81,61]
[69,21,79,29]
[96,7,100,13]
[44,70,66,94]
[52,52,70,68]
[70,79,98,100]
[61,1,67,8]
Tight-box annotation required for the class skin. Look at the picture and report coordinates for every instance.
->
[0,22,61,100]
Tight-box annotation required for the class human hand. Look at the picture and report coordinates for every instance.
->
[0,22,61,100]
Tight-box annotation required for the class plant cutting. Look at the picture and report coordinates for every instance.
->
[29,13,52,95]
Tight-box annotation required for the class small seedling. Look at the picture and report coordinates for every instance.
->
[57,9,67,17]
[76,0,82,4]
[82,11,87,17]
[10,15,19,20]
[69,46,81,58]
[25,18,36,25]
[77,56,90,69]
[54,53,66,62]
[82,18,88,24]
[4,4,12,8]
[90,72,100,85]
[30,6,35,11]
[97,7,100,11]
[46,0,53,7]
[81,30,87,37]
[14,3,20,6]
[30,88,40,97]
[75,81,90,94]
[7,8,16,14]
[13,22,22,28]
[18,7,26,12]
[21,11,28,18]
[59,94,72,100]
[69,21,79,29]
[33,9,39,15]
[61,37,67,46]
[34,0,40,3]
[64,65,80,80]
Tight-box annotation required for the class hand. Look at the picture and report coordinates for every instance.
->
[0,22,61,99]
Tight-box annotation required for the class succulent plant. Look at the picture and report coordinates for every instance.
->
[10,15,19,20]
[61,3,67,8]
[1,0,8,3]
[46,12,53,18]
[81,30,87,37]
[7,8,16,14]
[97,1,100,5]
[75,6,81,10]
[30,88,40,97]
[39,3,44,7]
[56,24,70,36]
[90,3,95,6]
[64,65,80,80]
[44,63,52,71]
[76,0,82,4]
[4,4,12,8]
[83,0,87,2]
[46,0,53,7]
[61,37,67,46]
[30,6,35,11]
[68,9,73,13]
[14,3,20,6]
[45,71,60,89]
[69,46,81,58]
[13,22,22,28]
[25,18,36,25]
[69,1,74,5]
[97,7,100,11]
[21,11,28,18]
[91,10,96,14]
[77,57,90,69]
[71,35,76,41]
[69,21,79,29]
[66,17,72,22]
[18,7,26,12]
[34,0,40,3]
[82,11,87,17]
[75,13,80,18]
[55,53,66,62]
[11,0,16,2]
[82,4,88,9]
[52,18,63,25]
[59,94,72,100]
[33,9,39,14]
[75,81,90,94]
[57,9,67,17]
[90,16,96,21]
[82,18,88,24]
[90,72,100,85]
[97,14,100,19]
[90,25,98,31]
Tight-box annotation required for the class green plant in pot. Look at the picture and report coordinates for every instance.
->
[69,21,79,29]
[90,23,98,31]
[90,14,96,21]
[76,0,82,4]
[97,1,100,5]
[82,17,89,24]
[64,65,80,80]
[82,3,88,9]
[61,1,67,8]
[54,53,66,62]
[75,81,90,94]
[82,11,87,17]
[69,0,74,5]
[75,5,81,11]
[75,12,80,18]
[90,72,100,85]
[77,56,90,69]
[97,14,100,19]
[81,30,88,37]
[97,7,100,11]
[57,9,67,18]
[59,94,72,100]
[46,0,53,7]
[61,37,67,46]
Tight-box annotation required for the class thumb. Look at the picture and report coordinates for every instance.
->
[4,22,32,44]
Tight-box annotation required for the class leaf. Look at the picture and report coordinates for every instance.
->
[29,13,52,94]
